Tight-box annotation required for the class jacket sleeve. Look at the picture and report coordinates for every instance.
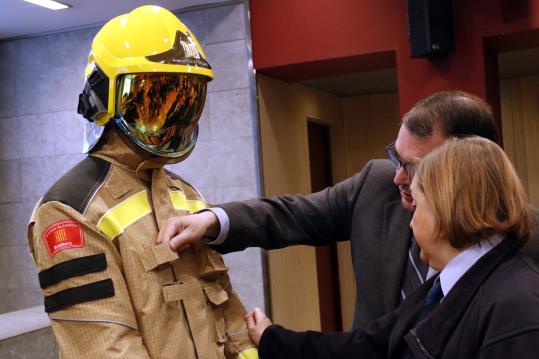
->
[223,281,259,358]
[258,309,399,359]
[214,161,380,254]
[479,330,539,359]
[28,201,151,358]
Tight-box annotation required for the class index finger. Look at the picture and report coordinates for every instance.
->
[245,313,255,329]
[157,217,180,244]
[253,308,267,323]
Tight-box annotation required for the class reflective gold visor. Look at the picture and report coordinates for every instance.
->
[114,73,207,158]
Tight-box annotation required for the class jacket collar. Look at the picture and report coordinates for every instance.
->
[90,126,165,182]
[382,199,413,313]
[403,235,521,358]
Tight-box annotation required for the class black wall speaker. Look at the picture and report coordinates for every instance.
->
[407,0,455,58]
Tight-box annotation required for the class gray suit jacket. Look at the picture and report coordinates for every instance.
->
[213,159,539,329]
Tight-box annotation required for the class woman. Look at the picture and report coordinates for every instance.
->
[245,137,539,358]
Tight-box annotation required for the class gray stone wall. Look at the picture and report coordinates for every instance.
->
[0,1,264,316]
[0,327,57,359]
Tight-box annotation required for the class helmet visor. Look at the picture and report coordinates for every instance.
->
[115,73,207,158]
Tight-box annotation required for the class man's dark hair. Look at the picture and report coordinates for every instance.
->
[402,91,499,143]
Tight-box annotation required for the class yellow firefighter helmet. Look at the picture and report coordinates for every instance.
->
[78,5,214,163]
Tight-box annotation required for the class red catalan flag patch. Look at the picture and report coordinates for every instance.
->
[42,220,85,257]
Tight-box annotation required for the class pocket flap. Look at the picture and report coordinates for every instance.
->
[162,281,201,302]
[140,243,179,272]
[203,282,228,306]
[197,247,229,279]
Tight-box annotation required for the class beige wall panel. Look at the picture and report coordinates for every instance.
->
[265,246,322,331]
[335,241,355,329]
[257,75,342,331]
[328,104,353,329]
[329,122,348,183]
[301,85,344,125]
[500,80,529,194]
[342,93,401,173]
[258,73,401,331]
[257,77,311,197]
[521,77,539,207]
[337,92,401,329]
[500,77,539,208]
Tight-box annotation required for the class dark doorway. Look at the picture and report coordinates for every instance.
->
[307,121,343,332]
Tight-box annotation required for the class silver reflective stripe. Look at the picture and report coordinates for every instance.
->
[51,317,138,331]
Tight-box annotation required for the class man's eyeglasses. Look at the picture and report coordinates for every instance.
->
[384,141,416,178]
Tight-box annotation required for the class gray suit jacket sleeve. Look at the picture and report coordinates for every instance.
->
[212,160,380,254]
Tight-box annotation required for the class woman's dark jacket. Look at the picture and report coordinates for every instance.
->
[259,235,539,359]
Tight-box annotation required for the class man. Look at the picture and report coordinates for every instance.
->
[28,6,257,358]
[247,137,539,359]
[158,91,539,329]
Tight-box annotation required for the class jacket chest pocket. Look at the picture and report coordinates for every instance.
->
[162,280,229,359]
[196,245,229,280]
[203,281,229,344]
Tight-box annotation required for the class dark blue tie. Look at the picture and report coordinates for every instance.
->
[401,280,444,359]
[414,279,444,327]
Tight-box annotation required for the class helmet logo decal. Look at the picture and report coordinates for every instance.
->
[146,30,212,69]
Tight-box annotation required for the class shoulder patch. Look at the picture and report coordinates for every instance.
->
[42,156,111,214]
[42,220,85,257]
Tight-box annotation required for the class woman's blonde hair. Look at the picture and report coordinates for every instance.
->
[414,136,533,248]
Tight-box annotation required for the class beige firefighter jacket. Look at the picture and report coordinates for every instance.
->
[27,128,258,359]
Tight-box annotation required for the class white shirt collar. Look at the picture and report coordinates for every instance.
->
[439,234,504,297]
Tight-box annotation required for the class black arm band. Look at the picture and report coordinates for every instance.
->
[44,279,114,313]
[39,253,107,289]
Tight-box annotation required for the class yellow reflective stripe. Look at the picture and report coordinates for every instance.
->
[97,191,151,240]
[168,190,206,213]
[238,348,259,359]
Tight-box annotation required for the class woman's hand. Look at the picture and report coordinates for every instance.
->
[245,307,273,346]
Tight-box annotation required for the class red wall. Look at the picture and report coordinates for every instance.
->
[249,0,539,116]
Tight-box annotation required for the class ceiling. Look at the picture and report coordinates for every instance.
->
[498,47,539,79]
[0,0,226,40]
[301,69,398,97]
[302,48,539,97]
[2,0,538,97]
